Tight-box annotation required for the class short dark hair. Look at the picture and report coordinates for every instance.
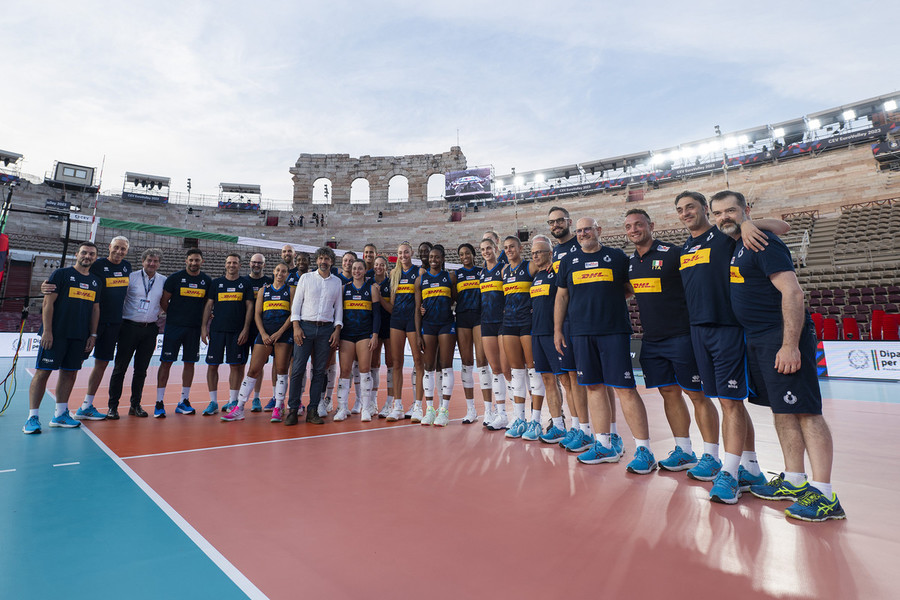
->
[141,248,162,262]
[343,251,358,260]
[186,248,203,258]
[457,242,476,256]
[625,208,651,222]
[710,190,747,209]
[674,191,707,208]
[78,241,98,252]
[315,246,335,262]
[418,241,433,251]
[226,253,241,262]
[364,243,377,252]
[548,206,570,218]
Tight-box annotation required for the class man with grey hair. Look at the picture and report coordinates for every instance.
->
[106,248,167,418]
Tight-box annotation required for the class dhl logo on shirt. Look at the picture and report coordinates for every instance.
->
[530,284,550,298]
[457,279,480,293]
[68,287,97,302]
[729,266,744,283]
[504,281,531,295]
[630,278,662,293]
[217,292,243,302]
[422,287,450,299]
[480,280,503,293]
[344,300,372,311]
[572,269,613,284]
[396,283,415,295]
[263,300,290,311]
[679,248,711,270]
[552,260,561,273]
[105,276,129,287]
[180,287,206,298]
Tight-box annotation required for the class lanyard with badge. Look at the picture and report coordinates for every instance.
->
[138,270,156,313]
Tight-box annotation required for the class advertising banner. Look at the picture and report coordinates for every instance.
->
[0,333,208,359]
[822,341,900,381]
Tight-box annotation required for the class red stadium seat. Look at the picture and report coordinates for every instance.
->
[883,314,900,341]
[822,318,839,341]
[871,310,885,340]
[810,312,824,340]
[842,317,860,340]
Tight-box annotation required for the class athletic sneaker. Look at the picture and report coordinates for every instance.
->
[361,406,373,422]
[482,409,495,427]
[202,401,219,416]
[540,425,567,444]
[264,398,276,412]
[222,400,237,414]
[558,428,578,448]
[577,441,619,464]
[505,418,528,439]
[74,406,106,421]
[333,406,351,421]
[378,401,392,419]
[317,401,328,418]
[251,398,263,413]
[626,447,658,475]
[50,410,82,428]
[737,465,767,492]
[659,447,699,472]
[410,404,424,423]
[750,473,808,501]
[564,430,595,453]
[221,405,245,421]
[486,411,508,431]
[462,407,478,424]
[153,402,166,418]
[175,400,196,415]
[687,453,722,482]
[324,396,334,413]
[709,470,741,504]
[611,433,625,457]
[785,489,846,522]
[434,407,450,427]
[270,407,283,423]
[521,421,542,441]
[386,401,404,422]
[421,406,437,426]
[23,415,42,434]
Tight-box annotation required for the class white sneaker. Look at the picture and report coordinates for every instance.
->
[333,405,351,421]
[434,407,450,427]
[420,406,437,426]
[404,405,414,420]
[378,400,392,419]
[410,403,424,423]
[386,400,404,422]
[487,410,508,431]
[318,401,328,417]
[361,406,373,422]
[324,396,334,412]
[482,408,495,427]
[462,406,478,424]
[351,398,362,414]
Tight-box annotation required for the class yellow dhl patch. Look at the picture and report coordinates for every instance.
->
[503,281,531,295]
[105,276,129,287]
[396,283,415,294]
[730,266,744,283]
[263,300,290,311]
[679,248,711,270]
[456,279,480,293]
[630,278,662,293]
[530,284,550,297]
[180,287,206,298]
[217,292,243,302]
[480,280,504,293]
[572,269,613,284]
[422,287,450,299]
[68,287,96,301]
[344,300,372,310]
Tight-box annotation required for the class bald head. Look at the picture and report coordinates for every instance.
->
[575,217,600,251]
[249,253,265,277]
[281,244,295,266]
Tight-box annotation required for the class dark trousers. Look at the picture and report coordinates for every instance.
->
[108,320,159,409]
[288,321,334,413]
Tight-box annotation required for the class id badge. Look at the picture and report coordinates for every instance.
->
[138,298,151,313]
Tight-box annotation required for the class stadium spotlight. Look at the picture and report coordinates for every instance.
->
[842,109,856,121]
[773,128,785,138]
[807,119,821,130]
[737,135,749,145]
[496,180,504,188]
[707,140,721,152]
[723,137,737,148]
[514,176,524,186]
[885,100,898,111]
[534,173,545,184]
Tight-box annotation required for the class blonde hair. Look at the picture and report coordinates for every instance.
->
[390,243,413,299]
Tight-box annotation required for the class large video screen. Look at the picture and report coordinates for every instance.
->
[445,167,491,199]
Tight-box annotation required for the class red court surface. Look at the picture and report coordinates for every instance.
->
[55,365,900,599]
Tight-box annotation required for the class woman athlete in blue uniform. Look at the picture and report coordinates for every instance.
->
[479,236,510,430]
[454,242,489,424]
[386,242,424,421]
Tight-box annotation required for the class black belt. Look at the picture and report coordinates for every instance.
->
[302,320,333,327]
[124,319,157,327]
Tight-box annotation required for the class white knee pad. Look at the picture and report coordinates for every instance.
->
[352,361,360,384]
[528,368,545,397]
[423,370,435,397]
[461,364,475,389]
[492,374,507,402]
[370,365,380,391]
[441,367,455,397]
[274,374,288,401]
[511,368,527,398]
[479,365,492,390]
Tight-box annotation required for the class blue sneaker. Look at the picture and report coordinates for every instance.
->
[709,470,741,504]
[521,421,542,441]
[175,400,196,415]
[577,441,619,464]
[153,402,166,418]
[610,433,625,457]
[202,401,219,416]
[785,488,846,522]
[540,425,567,444]
[626,446,658,475]
[222,400,238,415]
[23,415,42,434]
[737,465,767,492]
[264,398,276,412]
[687,453,722,482]
[505,418,528,439]
[659,446,698,472]
[558,428,578,448]
[251,398,263,413]
[565,431,595,452]
[750,473,808,501]
[74,406,106,421]
[50,410,82,428]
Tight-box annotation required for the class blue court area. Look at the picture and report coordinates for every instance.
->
[0,359,259,600]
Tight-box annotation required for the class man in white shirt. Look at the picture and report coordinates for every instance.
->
[287,246,343,425]
[106,249,167,419]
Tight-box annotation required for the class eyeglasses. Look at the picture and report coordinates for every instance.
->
[531,249,551,255]
[575,227,596,235]
[547,217,568,226]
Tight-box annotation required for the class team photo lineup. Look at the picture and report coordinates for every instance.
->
[26,190,844,524]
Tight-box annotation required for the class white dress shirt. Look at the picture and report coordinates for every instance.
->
[122,269,167,323]
[290,269,343,327]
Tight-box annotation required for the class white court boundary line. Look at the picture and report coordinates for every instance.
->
[23,368,268,600]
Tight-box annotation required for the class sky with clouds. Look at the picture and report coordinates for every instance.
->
[2,1,897,203]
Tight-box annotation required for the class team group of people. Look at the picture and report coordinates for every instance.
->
[24,190,845,522]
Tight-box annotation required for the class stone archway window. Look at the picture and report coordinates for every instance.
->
[312,178,333,204]
[388,175,409,203]
[427,173,446,201]
[350,178,370,204]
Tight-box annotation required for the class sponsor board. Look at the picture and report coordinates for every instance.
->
[822,341,900,381]
[0,332,208,358]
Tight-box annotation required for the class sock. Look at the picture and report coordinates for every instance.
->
[29,408,40,418]
[156,388,165,403]
[675,437,692,454]
[440,398,450,409]
[598,433,611,447]
[552,416,564,430]
[811,481,833,497]
[465,397,475,409]
[570,416,580,429]
[634,438,650,449]
[274,374,288,408]
[723,452,741,478]
[531,409,541,422]
[513,403,526,420]
[209,390,218,404]
[703,442,720,459]
[609,422,618,435]
[81,394,94,410]
[229,389,239,403]
[181,387,191,401]
[238,376,257,407]
[483,400,493,415]
[55,403,68,417]
[579,422,593,436]
[741,451,761,476]
[784,471,808,486]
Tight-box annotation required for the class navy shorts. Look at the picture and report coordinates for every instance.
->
[572,334,636,388]
[500,322,532,336]
[35,337,88,371]
[341,331,373,343]
[390,314,416,333]
[690,325,748,401]
[161,324,202,363]
[745,322,822,415]
[481,321,501,337]
[456,311,480,329]
[206,330,250,365]
[532,334,563,375]
[560,320,577,371]
[378,318,391,340]
[421,321,456,336]
[639,335,702,391]
[93,321,121,361]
